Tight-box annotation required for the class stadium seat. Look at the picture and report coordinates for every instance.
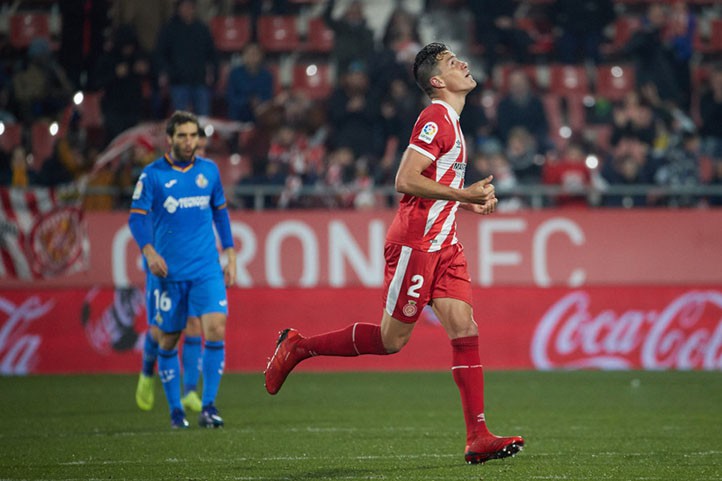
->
[9,12,51,50]
[493,64,539,94]
[0,122,23,152]
[303,17,334,53]
[548,64,590,96]
[696,18,722,54]
[595,64,636,102]
[292,62,333,100]
[257,16,300,53]
[210,16,251,53]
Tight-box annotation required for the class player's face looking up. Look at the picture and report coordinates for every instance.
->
[432,51,476,94]
[169,122,199,162]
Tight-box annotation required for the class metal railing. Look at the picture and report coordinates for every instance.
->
[82,184,722,211]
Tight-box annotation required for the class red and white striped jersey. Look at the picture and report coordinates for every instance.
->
[386,100,467,252]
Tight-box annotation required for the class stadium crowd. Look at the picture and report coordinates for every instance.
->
[2,0,722,210]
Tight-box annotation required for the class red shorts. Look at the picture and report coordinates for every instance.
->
[382,242,472,323]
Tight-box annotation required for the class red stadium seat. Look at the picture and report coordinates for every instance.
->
[257,16,300,53]
[0,122,23,152]
[210,16,252,53]
[595,64,636,101]
[548,65,590,96]
[9,13,51,50]
[292,62,333,100]
[303,17,334,53]
[694,18,722,55]
[493,65,539,94]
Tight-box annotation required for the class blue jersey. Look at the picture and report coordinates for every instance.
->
[130,154,228,281]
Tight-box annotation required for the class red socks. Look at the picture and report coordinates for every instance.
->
[301,323,388,357]
[451,335,490,442]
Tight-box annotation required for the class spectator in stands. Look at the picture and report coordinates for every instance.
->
[155,0,218,116]
[550,0,615,65]
[467,0,532,75]
[496,70,550,152]
[505,126,544,185]
[542,140,591,207]
[112,0,174,119]
[112,0,175,56]
[58,0,110,89]
[322,0,375,75]
[610,91,657,148]
[10,39,73,126]
[625,4,681,107]
[382,7,422,68]
[36,134,89,187]
[601,135,658,207]
[666,1,696,112]
[94,25,151,145]
[654,130,701,207]
[699,63,722,160]
[226,43,274,123]
[326,62,383,160]
[0,145,36,187]
[460,89,492,155]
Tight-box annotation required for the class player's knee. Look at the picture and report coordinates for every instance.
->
[203,318,226,341]
[383,333,411,354]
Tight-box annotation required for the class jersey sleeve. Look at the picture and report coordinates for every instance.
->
[130,168,154,214]
[210,162,228,210]
[407,105,454,161]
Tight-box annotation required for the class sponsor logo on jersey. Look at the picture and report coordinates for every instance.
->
[164,179,178,188]
[196,174,208,189]
[163,195,211,214]
[418,122,438,144]
[219,300,227,307]
[452,162,466,175]
[455,139,462,148]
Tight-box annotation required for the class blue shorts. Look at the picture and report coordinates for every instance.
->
[146,274,228,333]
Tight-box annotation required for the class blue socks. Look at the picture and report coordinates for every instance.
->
[182,336,202,393]
[141,330,158,377]
[158,348,182,412]
[202,340,225,407]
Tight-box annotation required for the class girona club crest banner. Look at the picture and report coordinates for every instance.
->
[1,286,721,374]
[0,187,89,280]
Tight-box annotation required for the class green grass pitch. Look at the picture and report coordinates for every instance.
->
[1,371,721,480]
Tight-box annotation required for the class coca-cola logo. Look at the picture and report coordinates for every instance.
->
[531,290,722,370]
[0,296,54,374]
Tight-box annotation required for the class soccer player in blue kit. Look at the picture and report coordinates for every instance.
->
[129,111,236,428]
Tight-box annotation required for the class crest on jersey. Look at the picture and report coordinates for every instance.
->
[195,173,208,188]
[418,122,438,144]
[402,300,418,318]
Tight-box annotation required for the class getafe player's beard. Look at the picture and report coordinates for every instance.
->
[172,145,196,163]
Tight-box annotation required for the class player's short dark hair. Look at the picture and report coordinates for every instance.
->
[413,42,449,97]
[166,110,200,137]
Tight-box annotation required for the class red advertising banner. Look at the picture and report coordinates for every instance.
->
[2,286,720,374]
[2,209,721,289]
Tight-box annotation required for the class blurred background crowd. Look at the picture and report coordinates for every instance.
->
[2,0,722,210]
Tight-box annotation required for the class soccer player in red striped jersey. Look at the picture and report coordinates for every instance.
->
[264,43,524,464]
